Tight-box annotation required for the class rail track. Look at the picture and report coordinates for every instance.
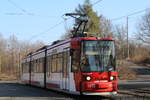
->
[118,88,150,98]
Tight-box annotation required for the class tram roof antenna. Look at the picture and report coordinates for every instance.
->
[65,13,87,21]
[65,13,86,16]
[64,13,88,38]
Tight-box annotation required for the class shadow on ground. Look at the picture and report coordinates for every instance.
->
[133,68,150,75]
[0,82,114,100]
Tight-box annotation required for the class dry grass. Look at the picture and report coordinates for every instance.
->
[132,55,150,63]
[117,66,137,80]
[0,73,17,81]
[132,56,150,68]
[117,60,137,80]
[130,48,150,67]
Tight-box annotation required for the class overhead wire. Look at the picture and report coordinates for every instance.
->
[7,0,31,15]
[7,0,59,18]
[28,20,65,42]
[92,0,103,6]
[6,0,67,42]
[111,8,150,21]
[8,0,103,41]
[28,0,104,41]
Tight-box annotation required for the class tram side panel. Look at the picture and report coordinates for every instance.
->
[21,40,81,94]
[46,43,67,90]
[30,51,45,87]
[46,42,77,93]
[21,58,30,84]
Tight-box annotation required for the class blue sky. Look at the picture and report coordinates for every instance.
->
[0,0,150,44]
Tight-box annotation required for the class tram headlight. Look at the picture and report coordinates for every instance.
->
[86,76,91,81]
[110,76,115,80]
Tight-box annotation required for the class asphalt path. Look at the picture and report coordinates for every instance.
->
[119,63,150,90]
[0,62,149,100]
[0,82,113,100]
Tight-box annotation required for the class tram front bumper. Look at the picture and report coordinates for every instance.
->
[82,91,117,96]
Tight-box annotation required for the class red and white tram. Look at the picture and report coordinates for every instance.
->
[21,37,118,96]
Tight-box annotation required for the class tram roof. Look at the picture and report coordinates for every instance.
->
[25,37,115,58]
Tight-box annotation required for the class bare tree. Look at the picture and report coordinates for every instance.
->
[0,34,7,73]
[100,16,113,36]
[114,25,127,59]
[0,33,45,79]
[137,11,150,44]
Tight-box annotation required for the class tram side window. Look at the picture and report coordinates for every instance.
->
[23,62,29,73]
[46,56,49,73]
[63,51,69,77]
[31,61,34,72]
[57,53,63,72]
[52,55,57,72]
[22,63,24,73]
[33,60,38,73]
[39,58,44,73]
[36,58,43,73]
[47,56,52,76]
[26,62,29,73]
[36,59,39,72]
[46,56,49,74]
[33,60,37,73]
[71,50,80,72]
[51,53,63,73]
[22,63,25,73]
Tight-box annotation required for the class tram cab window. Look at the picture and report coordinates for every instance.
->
[81,40,116,72]
[71,49,80,72]
[81,55,90,71]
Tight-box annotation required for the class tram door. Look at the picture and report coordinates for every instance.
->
[62,51,70,90]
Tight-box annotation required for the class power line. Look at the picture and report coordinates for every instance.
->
[28,20,64,42]
[7,0,31,15]
[21,0,103,42]
[92,0,103,6]
[127,8,150,17]
[111,8,150,21]
[5,12,60,18]
[29,17,72,42]
[7,0,59,18]
[111,8,150,59]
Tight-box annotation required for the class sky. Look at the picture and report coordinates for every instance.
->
[0,0,150,44]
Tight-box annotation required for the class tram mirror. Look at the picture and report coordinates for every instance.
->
[71,49,80,72]
[70,49,74,56]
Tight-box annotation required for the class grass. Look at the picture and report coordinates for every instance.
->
[0,73,17,81]
[117,60,137,80]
